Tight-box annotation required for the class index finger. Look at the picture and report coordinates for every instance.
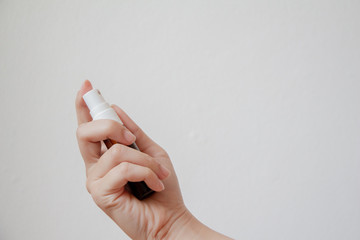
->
[76,80,93,125]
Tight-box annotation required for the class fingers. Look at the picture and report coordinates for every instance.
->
[91,162,165,197]
[88,143,170,181]
[75,80,93,125]
[77,119,136,145]
[76,119,136,168]
[111,104,164,155]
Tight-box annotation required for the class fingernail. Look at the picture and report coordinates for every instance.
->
[158,181,165,191]
[124,130,136,143]
[159,164,170,178]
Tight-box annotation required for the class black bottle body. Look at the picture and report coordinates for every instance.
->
[104,139,154,200]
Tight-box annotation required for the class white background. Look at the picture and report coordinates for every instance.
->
[1,0,359,239]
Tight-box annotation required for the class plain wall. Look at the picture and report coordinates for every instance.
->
[1,0,359,239]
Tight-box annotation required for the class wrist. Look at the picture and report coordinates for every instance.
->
[157,208,203,240]
[157,208,232,240]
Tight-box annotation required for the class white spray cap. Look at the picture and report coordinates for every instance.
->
[82,89,122,123]
[83,89,105,110]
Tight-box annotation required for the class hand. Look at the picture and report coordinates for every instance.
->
[75,80,232,240]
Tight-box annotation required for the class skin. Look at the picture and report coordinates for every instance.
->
[75,80,232,240]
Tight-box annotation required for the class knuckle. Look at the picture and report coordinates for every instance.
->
[110,144,124,157]
[119,162,130,175]
[144,168,153,178]
[148,157,158,170]
[104,120,118,132]
[145,155,153,163]
[153,159,161,170]
[146,156,160,170]
[132,125,142,136]
[149,157,160,168]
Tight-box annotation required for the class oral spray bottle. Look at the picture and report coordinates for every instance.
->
[83,89,154,200]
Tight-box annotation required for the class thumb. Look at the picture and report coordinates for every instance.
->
[111,104,165,157]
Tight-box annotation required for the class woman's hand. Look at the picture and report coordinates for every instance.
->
[75,80,232,240]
